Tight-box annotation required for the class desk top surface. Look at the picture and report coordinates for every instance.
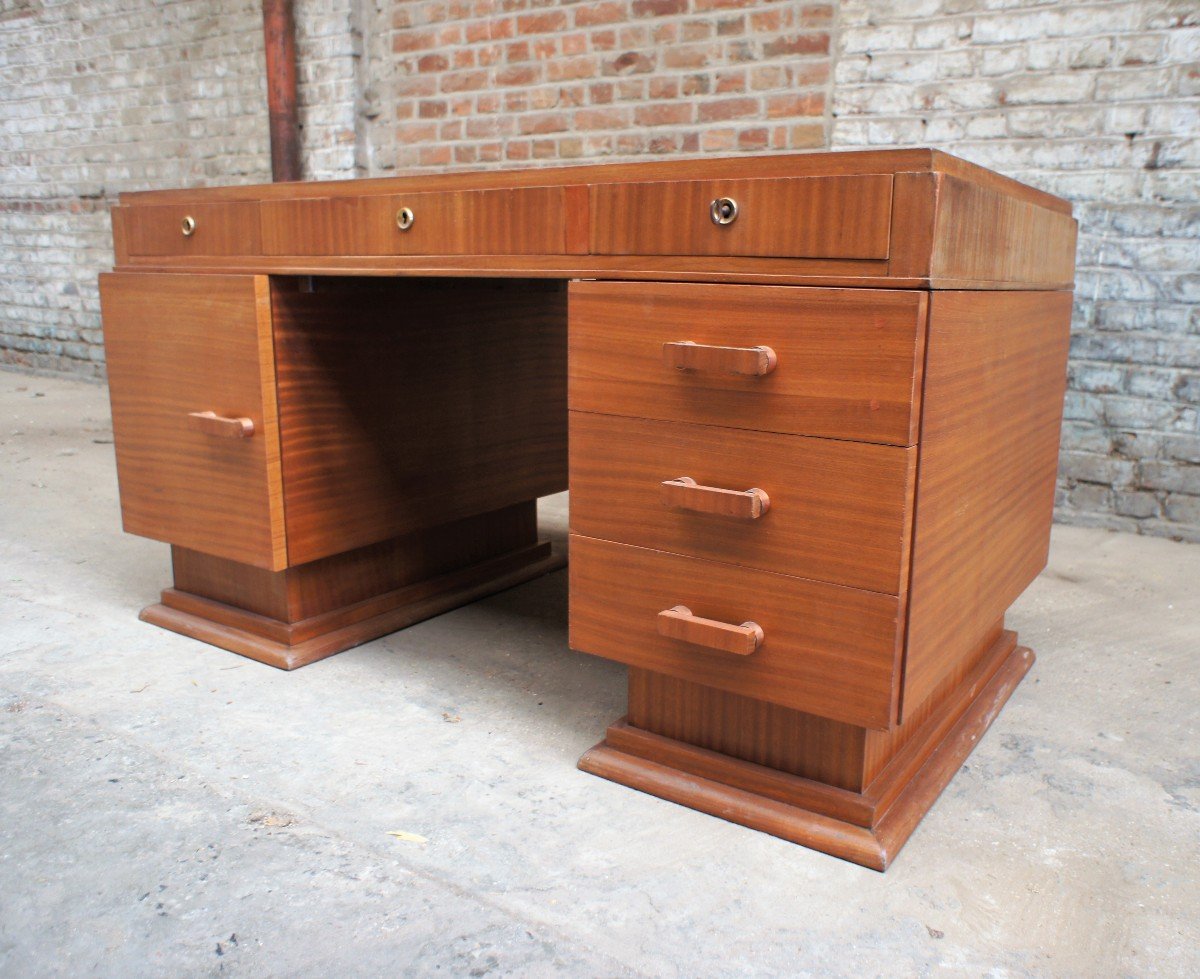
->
[111,149,1077,290]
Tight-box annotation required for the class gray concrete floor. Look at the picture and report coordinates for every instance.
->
[1,368,1197,977]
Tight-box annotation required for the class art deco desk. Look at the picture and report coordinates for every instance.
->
[99,150,1076,870]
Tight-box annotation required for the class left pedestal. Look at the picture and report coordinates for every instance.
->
[100,272,569,668]
[142,502,563,670]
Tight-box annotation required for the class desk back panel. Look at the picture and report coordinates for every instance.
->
[271,277,568,566]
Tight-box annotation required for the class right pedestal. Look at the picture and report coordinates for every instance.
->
[581,629,1032,871]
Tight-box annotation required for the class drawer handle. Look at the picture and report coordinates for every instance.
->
[396,206,415,231]
[663,341,777,377]
[181,215,196,237]
[710,197,738,226]
[187,411,255,439]
[661,477,770,520]
[657,605,763,656]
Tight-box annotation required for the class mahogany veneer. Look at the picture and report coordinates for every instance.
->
[101,150,1076,869]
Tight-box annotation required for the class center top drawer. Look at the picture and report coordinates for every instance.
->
[569,282,928,446]
[260,187,569,256]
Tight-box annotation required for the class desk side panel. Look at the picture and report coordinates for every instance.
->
[902,290,1072,718]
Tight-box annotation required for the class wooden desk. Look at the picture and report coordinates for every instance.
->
[100,149,1077,869]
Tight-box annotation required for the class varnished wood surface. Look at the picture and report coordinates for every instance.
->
[147,544,564,671]
[111,149,1075,290]
[902,290,1072,717]
[569,281,927,445]
[590,175,893,259]
[661,340,777,376]
[581,634,1034,870]
[260,186,569,257]
[125,202,262,257]
[170,501,539,625]
[569,534,902,728]
[186,411,255,439]
[660,477,770,521]
[271,277,567,565]
[569,412,915,594]
[655,606,763,657]
[118,148,1070,214]
[865,618,1004,786]
[627,668,870,792]
[929,175,1078,287]
[99,272,287,570]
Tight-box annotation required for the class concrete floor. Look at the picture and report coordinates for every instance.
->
[1,368,1197,977]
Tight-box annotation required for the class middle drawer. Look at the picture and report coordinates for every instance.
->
[570,412,915,595]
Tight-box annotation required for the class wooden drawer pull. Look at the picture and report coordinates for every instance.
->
[663,341,777,377]
[187,410,255,439]
[657,605,763,656]
[661,476,770,519]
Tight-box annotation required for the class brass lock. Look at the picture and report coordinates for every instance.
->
[709,197,738,226]
[181,215,196,237]
[395,206,415,231]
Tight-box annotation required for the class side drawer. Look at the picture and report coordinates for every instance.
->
[569,535,901,728]
[589,174,893,259]
[99,272,286,570]
[123,203,262,257]
[569,412,915,595]
[260,186,568,256]
[569,281,927,445]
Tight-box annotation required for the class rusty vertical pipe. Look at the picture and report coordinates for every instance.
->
[262,0,301,182]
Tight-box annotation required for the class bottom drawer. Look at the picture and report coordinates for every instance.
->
[569,535,902,729]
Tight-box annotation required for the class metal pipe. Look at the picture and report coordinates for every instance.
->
[262,0,301,182]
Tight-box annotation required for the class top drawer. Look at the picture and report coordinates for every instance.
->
[569,281,927,446]
[260,187,568,256]
[589,175,893,259]
[124,202,262,257]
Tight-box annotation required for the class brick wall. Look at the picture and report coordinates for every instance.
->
[831,0,1200,540]
[2,0,1198,540]
[374,0,833,169]
[0,0,273,376]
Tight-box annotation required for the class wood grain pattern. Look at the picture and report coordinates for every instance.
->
[187,411,255,439]
[569,281,927,445]
[569,534,903,728]
[170,501,538,625]
[99,272,287,569]
[902,290,1072,717]
[147,542,564,670]
[626,668,869,793]
[118,148,1069,214]
[113,150,1074,288]
[660,477,770,521]
[259,187,567,256]
[124,202,262,257]
[271,276,568,565]
[569,412,915,594]
[661,340,777,376]
[589,175,893,259]
[656,605,763,656]
[582,637,1034,870]
[929,175,1078,287]
[111,250,895,287]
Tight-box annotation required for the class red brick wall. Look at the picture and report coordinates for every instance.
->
[387,0,834,169]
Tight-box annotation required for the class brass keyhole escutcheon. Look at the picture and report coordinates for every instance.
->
[710,197,738,226]
[396,206,415,231]
[181,215,196,237]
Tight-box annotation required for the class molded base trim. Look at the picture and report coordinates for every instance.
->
[141,543,564,670]
[579,638,1033,871]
